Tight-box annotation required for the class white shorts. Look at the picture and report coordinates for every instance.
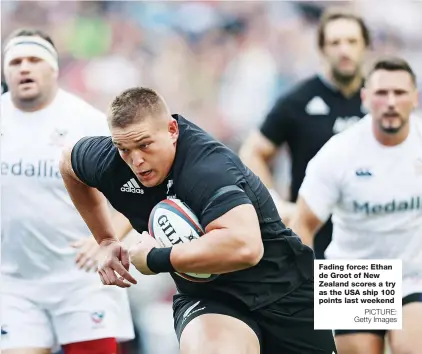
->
[1,271,135,350]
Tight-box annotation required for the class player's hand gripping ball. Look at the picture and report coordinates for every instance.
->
[148,198,219,282]
[129,231,161,275]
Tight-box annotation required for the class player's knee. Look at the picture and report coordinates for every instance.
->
[181,338,255,354]
[62,338,117,354]
[389,334,421,354]
[389,302,422,354]
[334,333,384,354]
[180,326,229,354]
[389,341,417,354]
[180,314,259,354]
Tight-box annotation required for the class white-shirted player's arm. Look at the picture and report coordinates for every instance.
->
[290,139,342,248]
[60,146,118,245]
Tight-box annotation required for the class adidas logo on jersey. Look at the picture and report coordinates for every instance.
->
[353,196,421,215]
[121,178,144,194]
[305,96,330,115]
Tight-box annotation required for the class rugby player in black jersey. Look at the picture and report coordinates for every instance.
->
[60,87,337,354]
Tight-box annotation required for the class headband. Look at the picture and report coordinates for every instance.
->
[3,36,59,72]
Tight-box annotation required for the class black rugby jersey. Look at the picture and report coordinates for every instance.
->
[71,115,314,310]
[260,75,365,259]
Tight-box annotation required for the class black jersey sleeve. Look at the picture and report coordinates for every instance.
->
[179,153,252,229]
[71,136,110,188]
[259,95,294,146]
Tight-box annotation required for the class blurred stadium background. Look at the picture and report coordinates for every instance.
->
[2,1,422,353]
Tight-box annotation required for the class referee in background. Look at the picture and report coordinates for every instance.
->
[240,8,371,260]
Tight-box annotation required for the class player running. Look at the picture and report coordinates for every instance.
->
[291,57,422,354]
[60,87,338,354]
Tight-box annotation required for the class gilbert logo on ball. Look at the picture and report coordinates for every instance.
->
[149,198,219,282]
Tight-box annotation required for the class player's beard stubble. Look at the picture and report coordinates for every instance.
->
[331,66,360,86]
[378,112,408,135]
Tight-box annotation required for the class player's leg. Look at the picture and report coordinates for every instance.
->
[52,282,134,352]
[180,314,259,354]
[1,292,55,354]
[388,293,422,354]
[3,349,51,354]
[174,295,261,354]
[334,331,385,354]
[254,280,338,354]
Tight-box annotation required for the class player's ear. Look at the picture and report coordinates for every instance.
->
[168,118,179,142]
[52,67,59,80]
[360,87,368,112]
[413,88,419,109]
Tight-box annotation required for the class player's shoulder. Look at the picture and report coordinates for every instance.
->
[71,135,126,189]
[58,89,109,135]
[312,115,371,164]
[175,115,243,175]
[59,89,105,118]
[278,75,326,104]
[412,113,422,134]
[1,92,15,123]
[328,114,370,146]
[72,135,117,172]
[1,91,13,108]
[74,135,113,156]
[58,89,93,107]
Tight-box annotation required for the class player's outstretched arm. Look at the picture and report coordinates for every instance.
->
[169,204,264,274]
[289,196,323,249]
[59,147,117,245]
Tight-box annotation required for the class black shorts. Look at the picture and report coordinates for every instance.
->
[334,292,422,338]
[173,280,337,354]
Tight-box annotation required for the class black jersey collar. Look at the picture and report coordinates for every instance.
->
[317,73,364,97]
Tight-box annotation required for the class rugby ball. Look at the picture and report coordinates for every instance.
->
[148,198,218,282]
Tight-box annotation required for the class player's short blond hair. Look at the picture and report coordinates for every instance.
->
[108,87,170,128]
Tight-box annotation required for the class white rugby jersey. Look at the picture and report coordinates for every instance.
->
[299,114,422,277]
[1,89,109,279]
